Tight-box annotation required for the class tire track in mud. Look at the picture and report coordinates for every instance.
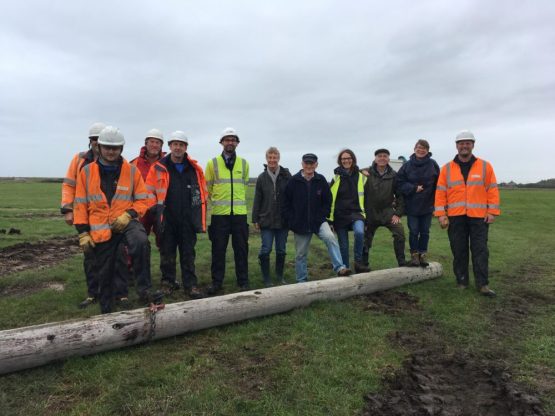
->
[359,288,552,416]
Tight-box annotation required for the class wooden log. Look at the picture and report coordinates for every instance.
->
[0,263,442,374]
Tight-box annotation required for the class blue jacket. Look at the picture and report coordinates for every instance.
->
[282,170,332,234]
[396,153,440,216]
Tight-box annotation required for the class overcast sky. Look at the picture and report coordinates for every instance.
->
[1,0,554,182]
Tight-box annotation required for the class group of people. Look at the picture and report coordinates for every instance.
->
[61,123,500,313]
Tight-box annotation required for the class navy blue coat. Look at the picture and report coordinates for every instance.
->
[282,171,332,234]
[396,153,440,216]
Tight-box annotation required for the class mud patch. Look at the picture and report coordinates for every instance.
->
[362,345,545,415]
[0,281,66,296]
[0,235,79,277]
[361,291,421,315]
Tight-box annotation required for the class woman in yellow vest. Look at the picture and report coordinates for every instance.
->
[329,149,369,273]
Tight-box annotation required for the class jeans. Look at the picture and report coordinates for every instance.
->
[335,219,365,267]
[259,228,288,256]
[294,222,346,282]
[407,214,432,253]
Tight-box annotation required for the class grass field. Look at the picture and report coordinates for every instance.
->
[0,179,554,415]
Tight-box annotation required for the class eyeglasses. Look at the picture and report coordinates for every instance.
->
[340,157,353,161]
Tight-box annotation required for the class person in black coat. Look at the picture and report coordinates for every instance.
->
[252,147,291,286]
[396,139,440,266]
[282,153,351,282]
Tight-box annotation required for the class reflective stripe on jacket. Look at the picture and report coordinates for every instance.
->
[205,155,249,215]
[61,150,94,212]
[74,160,150,243]
[434,157,500,218]
[145,154,208,232]
[328,173,366,222]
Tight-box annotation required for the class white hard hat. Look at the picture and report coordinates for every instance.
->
[219,127,239,143]
[455,130,476,142]
[88,122,106,138]
[98,126,125,146]
[145,128,164,143]
[168,130,188,144]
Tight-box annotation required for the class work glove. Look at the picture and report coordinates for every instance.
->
[153,205,165,235]
[112,212,132,233]
[78,232,95,253]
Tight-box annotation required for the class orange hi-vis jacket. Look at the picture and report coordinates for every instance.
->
[61,150,95,212]
[434,157,500,218]
[74,160,151,243]
[145,154,208,232]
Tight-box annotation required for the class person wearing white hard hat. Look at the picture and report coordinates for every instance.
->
[73,126,162,313]
[131,129,167,241]
[61,122,105,309]
[434,130,500,297]
[204,127,250,295]
[145,131,207,299]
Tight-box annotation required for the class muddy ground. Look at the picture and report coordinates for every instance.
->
[360,288,553,416]
[0,235,79,278]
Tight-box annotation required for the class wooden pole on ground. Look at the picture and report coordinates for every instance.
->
[0,263,442,374]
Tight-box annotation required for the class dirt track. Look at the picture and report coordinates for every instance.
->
[0,235,80,277]
[360,290,551,416]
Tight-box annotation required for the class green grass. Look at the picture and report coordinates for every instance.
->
[0,183,554,415]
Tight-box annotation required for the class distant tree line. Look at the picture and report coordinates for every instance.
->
[500,178,555,189]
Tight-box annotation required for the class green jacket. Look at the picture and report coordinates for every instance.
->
[363,163,405,224]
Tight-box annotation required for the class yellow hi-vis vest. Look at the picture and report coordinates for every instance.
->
[205,155,249,215]
[328,173,366,222]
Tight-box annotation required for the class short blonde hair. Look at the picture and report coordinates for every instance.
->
[266,147,280,157]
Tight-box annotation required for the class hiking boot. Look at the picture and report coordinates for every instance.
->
[139,290,164,305]
[115,297,131,309]
[206,284,223,296]
[354,262,370,273]
[479,286,497,298]
[409,252,420,267]
[188,286,204,299]
[161,279,181,294]
[239,284,251,292]
[79,297,96,309]
[337,267,352,277]
[419,253,429,267]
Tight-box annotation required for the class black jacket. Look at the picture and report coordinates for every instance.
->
[282,171,332,234]
[252,165,291,229]
[363,163,405,224]
[396,153,440,216]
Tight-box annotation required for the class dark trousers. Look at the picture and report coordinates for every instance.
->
[447,215,489,288]
[407,214,432,253]
[84,237,128,299]
[159,219,198,289]
[365,221,406,266]
[83,250,99,298]
[209,214,249,287]
[94,220,152,313]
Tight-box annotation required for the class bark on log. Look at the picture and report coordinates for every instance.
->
[0,263,442,374]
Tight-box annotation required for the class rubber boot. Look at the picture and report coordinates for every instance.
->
[419,252,429,267]
[276,253,287,284]
[394,240,407,266]
[409,251,420,267]
[259,254,272,287]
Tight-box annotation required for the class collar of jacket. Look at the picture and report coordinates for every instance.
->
[453,154,477,166]
[370,162,394,178]
[293,170,324,182]
[264,164,290,176]
[334,165,359,177]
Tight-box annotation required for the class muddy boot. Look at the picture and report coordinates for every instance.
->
[79,296,97,309]
[479,286,496,298]
[276,253,287,284]
[188,286,204,299]
[161,279,181,295]
[115,297,131,309]
[409,252,420,267]
[419,252,429,267]
[394,240,407,266]
[354,262,370,273]
[259,254,272,287]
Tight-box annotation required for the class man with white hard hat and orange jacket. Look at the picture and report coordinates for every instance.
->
[434,130,500,297]
[74,126,161,313]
